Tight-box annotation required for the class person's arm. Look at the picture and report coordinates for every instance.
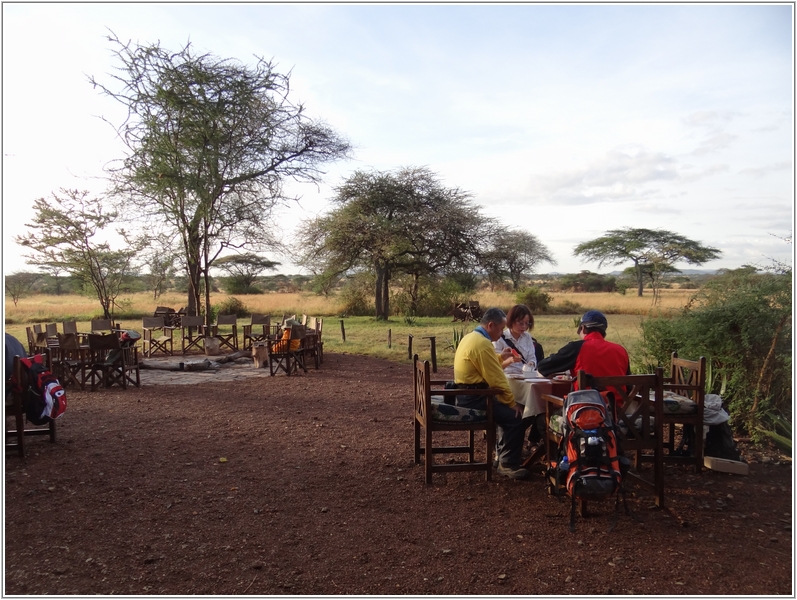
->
[537,340,584,377]
[474,343,516,407]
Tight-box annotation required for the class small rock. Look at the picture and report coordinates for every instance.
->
[577,540,584,546]
[442,549,452,555]
[565,576,572,583]
[498,574,507,580]
[320,507,328,513]
[251,562,264,570]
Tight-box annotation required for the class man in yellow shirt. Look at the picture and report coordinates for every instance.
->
[454,307,529,480]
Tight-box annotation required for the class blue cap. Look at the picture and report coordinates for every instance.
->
[580,310,608,329]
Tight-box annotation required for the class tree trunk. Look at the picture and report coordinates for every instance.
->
[374,267,384,320]
[409,273,420,315]
[635,260,644,297]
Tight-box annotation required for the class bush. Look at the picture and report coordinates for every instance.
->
[391,275,469,318]
[213,296,250,319]
[515,287,552,313]
[639,267,792,435]
[554,271,617,293]
[225,279,264,295]
[338,273,374,317]
[546,299,584,315]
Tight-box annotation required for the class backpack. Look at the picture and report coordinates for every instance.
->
[12,354,67,426]
[549,389,628,531]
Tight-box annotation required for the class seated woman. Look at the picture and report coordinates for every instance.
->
[492,304,546,446]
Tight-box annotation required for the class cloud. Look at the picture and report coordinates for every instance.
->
[533,146,679,205]
[738,161,792,178]
[682,110,744,128]
[690,132,738,155]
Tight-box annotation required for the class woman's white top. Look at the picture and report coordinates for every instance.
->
[493,328,538,376]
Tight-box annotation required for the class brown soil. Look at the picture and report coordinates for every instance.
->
[5,352,793,595]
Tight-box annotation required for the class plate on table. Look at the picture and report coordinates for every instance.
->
[524,377,551,383]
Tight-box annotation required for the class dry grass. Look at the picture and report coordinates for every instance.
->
[476,288,693,316]
[5,288,692,370]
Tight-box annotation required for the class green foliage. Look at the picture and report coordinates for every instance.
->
[338,273,375,317]
[444,324,470,351]
[555,271,617,293]
[547,299,584,315]
[223,278,264,295]
[213,296,249,318]
[640,267,791,433]
[515,287,552,313]
[756,411,792,455]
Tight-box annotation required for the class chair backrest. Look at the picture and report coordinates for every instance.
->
[57,332,80,350]
[301,314,308,326]
[62,321,78,335]
[250,313,270,326]
[181,315,205,328]
[143,316,166,329]
[289,324,306,340]
[33,324,42,334]
[306,316,318,331]
[91,319,116,332]
[88,333,121,351]
[217,314,237,326]
[316,318,323,337]
[26,327,35,348]
[668,352,706,403]
[414,355,432,423]
[46,323,58,337]
[576,369,664,443]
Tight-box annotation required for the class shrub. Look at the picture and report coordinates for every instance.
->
[515,287,552,313]
[554,271,617,293]
[213,296,249,318]
[546,299,584,315]
[338,273,374,317]
[639,267,791,436]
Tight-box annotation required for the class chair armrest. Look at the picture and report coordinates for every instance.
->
[541,393,564,408]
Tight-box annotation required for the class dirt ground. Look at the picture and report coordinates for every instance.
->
[4,352,793,595]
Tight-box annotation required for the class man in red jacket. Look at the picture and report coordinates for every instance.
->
[537,310,630,400]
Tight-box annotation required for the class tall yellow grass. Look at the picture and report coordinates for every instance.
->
[476,288,692,316]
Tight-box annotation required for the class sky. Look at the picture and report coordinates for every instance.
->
[2,3,794,277]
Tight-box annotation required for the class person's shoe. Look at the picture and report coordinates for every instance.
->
[497,463,531,480]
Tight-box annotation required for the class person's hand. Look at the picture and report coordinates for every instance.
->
[512,403,523,418]
[499,347,514,362]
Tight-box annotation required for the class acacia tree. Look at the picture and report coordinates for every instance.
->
[5,272,41,307]
[15,189,140,318]
[296,167,491,319]
[573,228,721,296]
[482,229,555,290]
[91,33,350,324]
[215,253,279,293]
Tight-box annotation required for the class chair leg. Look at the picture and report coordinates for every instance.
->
[414,419,421,464]
[425,425,433,484]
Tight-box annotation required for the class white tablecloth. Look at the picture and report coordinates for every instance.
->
[507,376,552,419]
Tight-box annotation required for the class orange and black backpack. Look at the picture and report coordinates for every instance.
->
[550,389,630,531]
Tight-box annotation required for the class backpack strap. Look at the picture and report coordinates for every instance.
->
[500,335,527,363]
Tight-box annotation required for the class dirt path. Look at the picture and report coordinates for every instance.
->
[4,353,792,595]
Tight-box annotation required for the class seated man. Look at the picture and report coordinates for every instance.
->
[454,307,529,480]
[537,309,630,403]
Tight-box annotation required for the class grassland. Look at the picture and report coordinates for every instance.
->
[4,288,692,370]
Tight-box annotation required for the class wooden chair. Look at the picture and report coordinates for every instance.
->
[314,318,324,365]
[54,333,91,390]
[45,323,58,338]
[209,314,238,352]
[180,316,206,354]
[142,316,175,357]
[413,355,499,484]
[25,327,36,355]
[6,352,57,457]
[265,323,307,376]
[242,314,272,351]
[576,369,665,508]
[90,319,118,334]
[661,353,707,474]
[62,320,90,345]
[87,334,140,391]
[303,329,321,369]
